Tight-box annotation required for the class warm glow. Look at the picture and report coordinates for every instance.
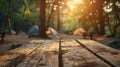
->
[69,5,75,10]
[25,9,31,15]
[67,0,83,11]
[74,0,84,4]
[103,3,113,13]
[65,0,84,19]
[46,30,51,35]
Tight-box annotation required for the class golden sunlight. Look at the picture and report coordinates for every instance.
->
[69,5,75,10]
[74,0,84,4]
[67,0,83,11]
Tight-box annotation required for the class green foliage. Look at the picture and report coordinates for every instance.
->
[105,26,111,34]
[0,0,8,29]
[88,27,95,33]
[0,0,120,35]
[107,44,120,49]
[0,0,40,33]
[117,26,120,34]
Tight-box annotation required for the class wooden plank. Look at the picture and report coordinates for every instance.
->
[25,45,45,67]
[0,40,48,67]
[0,54,25,67]
[10,40,51,56]
[10,40,43,56]
[0,43,40,67]
[37,42,59,67]
[77,39,120,67]
[62,40,110,67]
[18,46,43,67]
[17,40,59,67]
[38,53,58,67]
[17,40,49,67]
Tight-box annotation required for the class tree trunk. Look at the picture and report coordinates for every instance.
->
[113,3,120,36]
[98,0,105,35]
[91,20,99,34]
[57,4,60,32]
[47,1,55,27]
[98,11,105,35]
[39,0,48,38]
[7,0,12,33]
[91,13,99,34]
[107,14,113,35]
[16,0,26,35]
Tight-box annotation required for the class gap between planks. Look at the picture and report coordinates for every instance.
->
[77,39,120,67]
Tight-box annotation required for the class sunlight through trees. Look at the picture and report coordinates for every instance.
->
[0,0,120,37]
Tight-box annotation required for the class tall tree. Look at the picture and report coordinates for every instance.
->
[101,0,120,36]
[46,0,56,27]
[39,0,48,38]
[16,0,27,35]
[81,0,105,35]
[112,0,120,36]
[7,0,12,33]
[97,0,105,35]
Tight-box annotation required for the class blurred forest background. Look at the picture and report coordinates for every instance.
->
[0,0,120,37]
[0,0,39,34]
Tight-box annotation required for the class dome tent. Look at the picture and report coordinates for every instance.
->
[27,25,39,36]
[46,27,58,35]
[73,28,86,35]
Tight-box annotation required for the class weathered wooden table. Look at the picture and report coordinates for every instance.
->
[0,39,120,67]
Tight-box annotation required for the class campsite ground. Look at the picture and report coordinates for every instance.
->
[0,34,119,55]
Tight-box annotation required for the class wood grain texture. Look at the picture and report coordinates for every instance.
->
[77,39,120,67]
[62,40,110,67]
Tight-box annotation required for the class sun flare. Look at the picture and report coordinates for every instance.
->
[67,0,84,11]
